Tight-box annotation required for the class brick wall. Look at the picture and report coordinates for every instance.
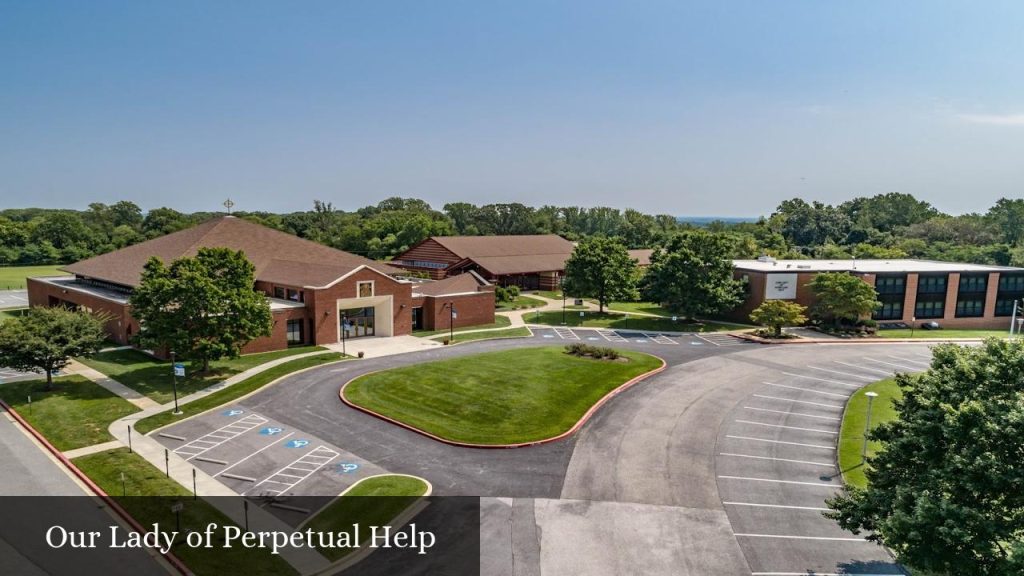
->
[413,292,495,331]
[240,307,307,354]
[306,267,413,345]
[27,278,138,345]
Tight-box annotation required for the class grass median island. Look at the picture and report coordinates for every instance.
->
[525,310,740,332]
[876,328,1016,339]
[0,264,65,289]
[496,295,546,311]
[430,327,532,344]
[838,378,904,489]
[305,475,430,561]
[413,314,511,337]
[74,448,297,576]
[0,375,139,450]
[80,346,327,404]
[136,352,344,434]
[344,346,662,444]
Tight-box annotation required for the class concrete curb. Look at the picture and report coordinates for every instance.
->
[338,352,668,449]
[435,326,535,347]
[735,333,992,345]
[0,398,191,576]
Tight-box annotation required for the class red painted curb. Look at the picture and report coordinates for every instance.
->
[0,399,192,576]
[339,354,668,449]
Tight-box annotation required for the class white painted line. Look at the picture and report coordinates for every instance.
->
[805,365,875,381]
[725,435,835,450]
[718,453,835,467]
[271,472,305,480]
[887,354,930,366]
[220,473,256,482]
[718,475,840,488]
[780,372,861,388]
[722,502,830,512]
[863,356,918,371]
[734,420,838,435]
[158,433,186,441]
[742,407,840,421]
[833,360,892,376]
[193,456,228,465]
[762,382,848,398]
[213,431,295,477]
[736,534,867,542]
[751,395,842,409]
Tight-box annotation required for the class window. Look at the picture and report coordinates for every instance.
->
[875,275,906,295]
[955,298,985,318]
[875,300,903,320]
[286,288,303,302]
[959,274,987,293]
[357,281,374,298]
[995,274,1024,316]
[286,319,303,345]
[915,298,944,319]
[999,274,1024,292]
[395,259,448,269]
[916,275,947,295]
[273,286,286,299]
[996,298,1020,316]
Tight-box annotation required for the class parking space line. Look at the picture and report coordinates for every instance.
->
[597,329,626,342]
[718,453,835,467]
[742,407,839,421]
[718,475,840,488]
[554,327,579,340]
[725,435,835,450]
[213,431,295,477]
[887,354,930,366]
[805,366,875,381]
[862,356,918,371]
[173,414,268,461]
[736,534,867,542]
[833,360,892,376]
[248,445,340,496]
[780,372,861,388]
[722,502,830,512]
[762,383,848,398]
[645,333,678,345]
[751,395,842,409]
[734,420,837,435]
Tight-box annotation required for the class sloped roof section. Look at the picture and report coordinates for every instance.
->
[430,235,575,259]
[628,249,654,266]
[412,271,491,297]
[63,216,401,287]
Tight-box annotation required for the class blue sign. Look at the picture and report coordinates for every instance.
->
[222,409,244,416]
[260,427,283,436]
[285,440,309,449]
[336,463,360,474]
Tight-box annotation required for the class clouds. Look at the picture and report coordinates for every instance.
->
[957,112,1024,126]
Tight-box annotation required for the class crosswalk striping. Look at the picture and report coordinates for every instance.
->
[695,333,748,347]
[172,414,268,460]
[248,445,340,496]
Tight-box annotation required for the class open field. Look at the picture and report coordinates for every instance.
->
[496,295,546,311]
[79,346,326,404]
[344,346,662,444]
[0,265,65,289]
[0,375,139,451]
[837,378,903,489]
[526,310,739,332]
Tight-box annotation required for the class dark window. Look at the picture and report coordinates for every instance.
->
[286,289,303,302]
[916,275,948,295]
[959,274,987,293]
[875,300,903,320]
[955,298,985,318]
[999,274,1024,292]
[995,273,1024,316]
[286,319,303,345]
[273,286,286,299]
[996,298,1019,316]
[915,298,944,319]
[875,275,906,295]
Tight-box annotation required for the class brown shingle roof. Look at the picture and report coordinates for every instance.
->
[430,235,575,258]
[628,249,654,266]
[63,216,401,288]
[412,272,489,296]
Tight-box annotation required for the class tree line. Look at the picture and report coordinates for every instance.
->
[4,192,1024,267]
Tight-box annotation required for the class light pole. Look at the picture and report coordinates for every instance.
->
[561,291,566,326]
[341,313,348,356]
[170,351,182,415]
[910,316,916,338]
[448,302,456,343]
[861,391,879,463]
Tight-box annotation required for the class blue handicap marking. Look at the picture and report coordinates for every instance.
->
[222,409,244,416]
[336,462,360,474]
[285,440,309,449]
[260,427,284,436]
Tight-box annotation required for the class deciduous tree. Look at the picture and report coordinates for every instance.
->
[643,230,745,320]
[807,272,880,327]
[563,236,639,312]
[749,300,807,337]
[0,307,107,390]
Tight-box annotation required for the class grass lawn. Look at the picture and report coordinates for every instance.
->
[0,307,28,321]
[305,475,429,561]
[79,346,326,404]
[605,301,675,317]
[877,328,1017,339]
[838,378,903,489]
[495,295,546,311]
[413,314,511,337]
[525,310,738,333]
[345,346,662,444]
[136,352,344,434]
[0,376,139,451]
[431,327,532,344]
[532,290,563,299]
[74,448,296,576]
[0,264,65,290]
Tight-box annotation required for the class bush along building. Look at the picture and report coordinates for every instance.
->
[27,216,494,353]
[730,257,1024,330]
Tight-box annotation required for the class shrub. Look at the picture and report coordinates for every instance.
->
[565,343,621,360]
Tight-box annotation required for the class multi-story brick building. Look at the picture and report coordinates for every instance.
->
[27,216,494,353]
[730,257,1024,330]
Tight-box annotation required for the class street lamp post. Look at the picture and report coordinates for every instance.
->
[170,351,182,415]
[561,291,566,326]
[341,313,348,356]
[861,391,879,463]
[910,316,916,338]
[449,302,456,343]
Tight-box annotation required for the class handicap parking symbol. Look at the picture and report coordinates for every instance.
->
[260,427,284,436]
[336,463,360,474]
[222,409,244,416]
[285,440,309,449]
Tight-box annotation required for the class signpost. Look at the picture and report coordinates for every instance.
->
[862,391,879,463]
[448,303,456,343]
[171,501,183,536]
[170,351,182,416]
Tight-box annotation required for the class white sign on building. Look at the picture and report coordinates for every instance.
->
[765,273,798,300]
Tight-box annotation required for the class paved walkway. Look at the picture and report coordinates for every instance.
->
[66,361,161,410]
[324,334,442,357]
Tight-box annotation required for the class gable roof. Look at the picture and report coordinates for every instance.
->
[63,216,401,287]
[412,271,490,297]
[429,234,575,259]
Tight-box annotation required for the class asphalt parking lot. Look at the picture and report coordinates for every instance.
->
[530,326,753,347]
[0,290,28,309]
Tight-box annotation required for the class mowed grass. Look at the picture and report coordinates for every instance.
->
[495,295,546,311]
[413,314,511,337]
[0,376,139,451]
[136,352,344,434]
[430,327,532,344]
[0,308,28,321]
[344,346,662,444]
[74,448,297,576]
[877,328,1017,339]
[526,310,740,332]
[79,346,326,404]
[0,264,65,289]
[838,378,904,489]
[605,301,675,317]
[305,475,429,561]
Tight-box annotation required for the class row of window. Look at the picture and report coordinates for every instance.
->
[394,259,448,269]
[273,286,304,302]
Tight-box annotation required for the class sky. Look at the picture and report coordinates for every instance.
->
[2,1,1024,217]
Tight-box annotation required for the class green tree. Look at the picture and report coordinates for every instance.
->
[0,307,107,390]
[827,339,1024,575]
[643,230,745,319]
[129,247,272,372]
[807,272,880,326]
[562,236,639,313]
[749,300,807,337]
[986,197,1024,246]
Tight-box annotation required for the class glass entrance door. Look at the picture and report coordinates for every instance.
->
[340,307,375,339]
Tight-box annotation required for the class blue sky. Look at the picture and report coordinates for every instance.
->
[2,1,1023,216]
